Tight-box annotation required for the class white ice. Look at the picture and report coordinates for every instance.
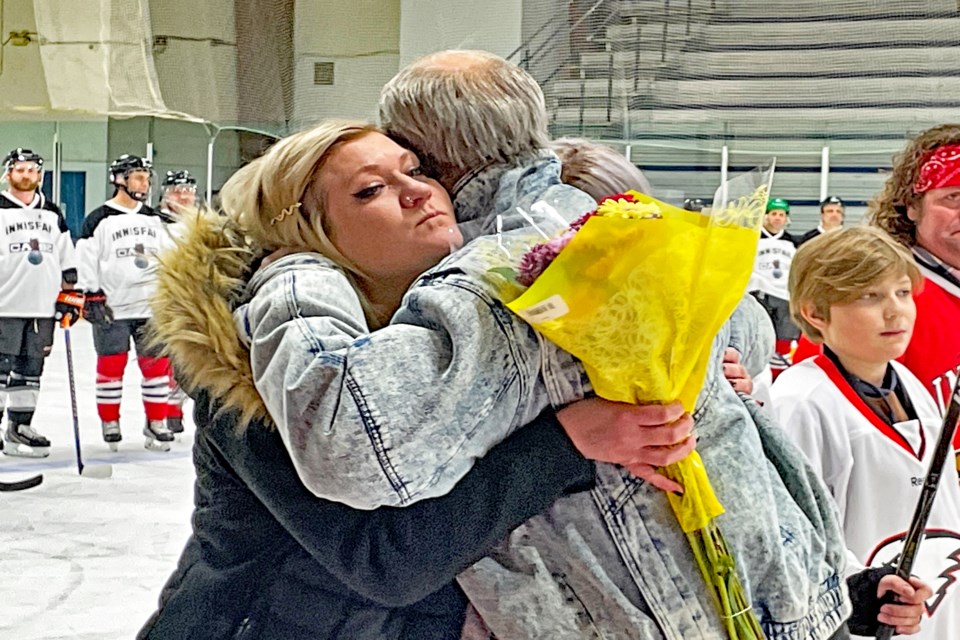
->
[0,322,196,640]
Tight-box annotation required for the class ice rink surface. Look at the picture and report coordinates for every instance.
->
[0,322,196,640]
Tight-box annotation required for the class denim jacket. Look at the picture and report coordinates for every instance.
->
[235,154,850,638]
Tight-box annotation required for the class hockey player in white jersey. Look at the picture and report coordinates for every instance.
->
[0,149,79,457]
[75,154,174,452]
[749,197,801,378]
[156,169,198,436]
[773,227,957,639]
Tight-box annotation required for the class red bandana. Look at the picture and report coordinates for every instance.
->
[913,144,960,193]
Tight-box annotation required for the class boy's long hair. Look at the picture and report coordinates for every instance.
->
[789,226,922,342]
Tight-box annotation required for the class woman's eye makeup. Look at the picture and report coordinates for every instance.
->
[353,184,383,199]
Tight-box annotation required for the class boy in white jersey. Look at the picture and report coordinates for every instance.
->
[772,226,958,638]
[0,149,80,457]
[75,154,174,452]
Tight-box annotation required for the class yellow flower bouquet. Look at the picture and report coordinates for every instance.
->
[492,166,774,639]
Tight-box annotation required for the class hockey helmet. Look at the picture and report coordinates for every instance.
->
[682,197,705,212]
[766,197,790,214]
[108,154,153,184]
[161,169,197,189]
[819,195,844,210]
[4,148,44,172]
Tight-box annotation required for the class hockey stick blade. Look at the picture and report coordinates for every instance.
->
[0,474,43,492]
[876,375,960,639]
[80,464,112,479]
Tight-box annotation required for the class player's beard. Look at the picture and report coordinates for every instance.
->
[10,176,40,193]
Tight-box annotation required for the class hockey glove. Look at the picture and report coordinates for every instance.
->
[83,290,114,325]
[55,290,85,328]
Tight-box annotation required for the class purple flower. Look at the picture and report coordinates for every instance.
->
[517,229,578,286]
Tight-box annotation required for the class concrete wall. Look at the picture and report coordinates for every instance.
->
[292,0,400,126]
[399,0,523,65]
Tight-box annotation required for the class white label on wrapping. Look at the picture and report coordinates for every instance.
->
[516,294,570,324]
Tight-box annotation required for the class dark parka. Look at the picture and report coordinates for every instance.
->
[138,211,595,640]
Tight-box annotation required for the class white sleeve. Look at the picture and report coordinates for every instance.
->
[74,236,100,292]
[771,382,861,573]
[56,229,77,273]
[772,387,854,514]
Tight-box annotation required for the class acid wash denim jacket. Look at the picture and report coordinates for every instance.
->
[235,153,851,639]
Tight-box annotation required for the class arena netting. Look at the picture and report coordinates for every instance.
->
[2,0,958,227]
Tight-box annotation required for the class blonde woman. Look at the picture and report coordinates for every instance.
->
[143,120,692,640]
[150,51,854,640]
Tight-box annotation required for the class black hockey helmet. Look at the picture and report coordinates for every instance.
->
[683,197,705,212]
[161,169,197,188]
[819,195,845,210]
[3,148,44,171]
[108,154,153,185]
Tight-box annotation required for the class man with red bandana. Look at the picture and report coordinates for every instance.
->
[870,125,960,469]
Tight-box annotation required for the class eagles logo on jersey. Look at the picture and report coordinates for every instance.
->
[867,530,960,617]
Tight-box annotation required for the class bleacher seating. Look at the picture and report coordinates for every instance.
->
[533,0,960,230]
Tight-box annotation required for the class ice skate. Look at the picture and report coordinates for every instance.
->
[101,420,121,452]
[3,423,51,458]
[143,420,174,452]
[166,416,184,440]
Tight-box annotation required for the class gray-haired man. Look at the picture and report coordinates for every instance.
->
[377,50,850,639]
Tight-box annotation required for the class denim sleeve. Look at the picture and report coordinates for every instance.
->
[199,387,595,606]
[727,294,776,377]
[242,259,545,510]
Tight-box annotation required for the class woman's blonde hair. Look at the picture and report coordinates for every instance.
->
[789,226,922,342]
[869,123,960,246]
[221,119,377,256]
[219,119,383,320]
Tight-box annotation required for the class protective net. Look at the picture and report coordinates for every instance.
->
[0,0,957,231]
[523,0,960,227]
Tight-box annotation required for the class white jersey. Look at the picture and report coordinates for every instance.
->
[76,201,168,320]
[0,191,76,318]
[772,357,960,640]
[748,229,797,300]
[159,206,187,243]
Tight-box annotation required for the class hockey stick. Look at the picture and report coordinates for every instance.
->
[876,374,960,639]
[0,474,43,491]
[63,318,112,480]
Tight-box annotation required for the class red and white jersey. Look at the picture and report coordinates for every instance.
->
[76,201,168,320]
[901,259,960,419]
[0,191,76,318]
[772,357,960,640]
[748,229,798,300]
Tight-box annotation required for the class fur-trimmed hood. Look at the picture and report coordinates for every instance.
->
[150,210,270,427]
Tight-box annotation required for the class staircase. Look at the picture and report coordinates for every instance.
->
[520,0,960,229]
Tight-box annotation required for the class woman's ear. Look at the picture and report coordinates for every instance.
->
[799,300,828,335]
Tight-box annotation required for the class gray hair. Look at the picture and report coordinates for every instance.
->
[550,137,652,200]
[379,50,550,186]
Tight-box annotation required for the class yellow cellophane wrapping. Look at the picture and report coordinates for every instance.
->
[507,192,763,532]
